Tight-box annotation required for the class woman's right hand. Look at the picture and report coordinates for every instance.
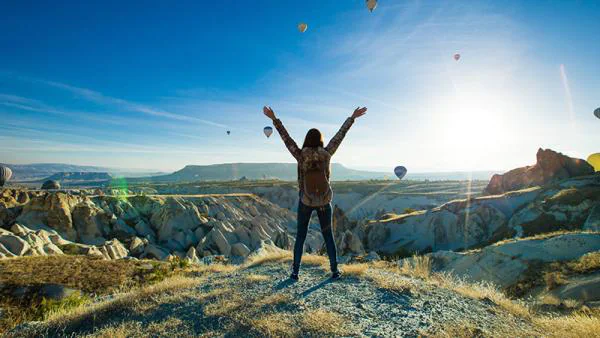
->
[352,106,367,119]
[263,106,276,120]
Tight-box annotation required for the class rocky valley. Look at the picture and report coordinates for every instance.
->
[0,149,599,337]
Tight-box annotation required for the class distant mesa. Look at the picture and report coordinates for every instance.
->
[41,180,61,190]
[484,148,595,195]
[141,163,388,182]
[42,172,113,183]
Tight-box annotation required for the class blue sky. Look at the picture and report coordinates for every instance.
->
[1,0,599,172]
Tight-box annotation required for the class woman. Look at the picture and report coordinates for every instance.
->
[263,105,367,280]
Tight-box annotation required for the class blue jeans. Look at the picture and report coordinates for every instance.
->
[293,200,338,274]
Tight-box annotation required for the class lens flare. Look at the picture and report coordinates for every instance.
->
[109,176,129,201]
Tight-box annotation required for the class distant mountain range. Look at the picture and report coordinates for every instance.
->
[2,162,498,185]
[37,172,114,184]
[136,163,388,182]
[1,163,163,181]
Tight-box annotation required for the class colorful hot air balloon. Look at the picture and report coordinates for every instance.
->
[454,53,461,61]
[594,107,600,119]
[0,166,12,187]
[298,23,308,33]
[41,180,61,190]
[366,0,377,12]
[588,153,600,172]
[394,166,407,180]
[263,126,273,138]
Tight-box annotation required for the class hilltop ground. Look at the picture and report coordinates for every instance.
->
[2,247,599,337]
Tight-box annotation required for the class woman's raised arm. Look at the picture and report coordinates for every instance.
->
[263,106,301,161]
[325,106,367,155]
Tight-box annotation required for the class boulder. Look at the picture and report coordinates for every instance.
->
[143,244,170,261]
[0,234,30,256]
[16,193,80,241]
[484,148,594,195]
[198,228,231,256]
[72,200,108,245]
[231,242,251,257]
[10,223,31,236]
[99,239,128,260]
[338,230,364,256]
[43,243,64,255]
[134,220,155,238]
[185,246,201,264]
[129,237,146,256]
[150,197,206,243]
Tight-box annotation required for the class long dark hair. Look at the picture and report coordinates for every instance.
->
[302,128,324,148]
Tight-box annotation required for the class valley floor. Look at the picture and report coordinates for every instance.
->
[5,252,598,338]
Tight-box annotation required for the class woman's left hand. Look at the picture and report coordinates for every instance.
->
[352,106,367,119]
[263,106,276,120]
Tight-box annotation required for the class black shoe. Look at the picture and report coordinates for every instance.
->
[331,270,342,280]
[290,272,299,281]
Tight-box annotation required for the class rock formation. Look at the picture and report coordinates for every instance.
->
[484,148,594,195]
[0,190,324,261]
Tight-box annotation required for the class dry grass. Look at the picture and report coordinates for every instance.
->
[301,309,349,336]
[340,263,369,277]
[568,251,600,273]
[0,255,173,294]
[432,273,531,319]
[251,312,299,337]
[84,318,195,338]
[244,274,271,283]
[423,321,486,338]
[44,276,201,325]
[535,313,600,338]
[544,271,567,290]
[193,263,238,275]
[367,271,413,293]
[256,293,293,307]
[244,249,329,271]
[203,292,244,317]
[399,254,432,279]
[245,250,292,267]
[0,255,184,334]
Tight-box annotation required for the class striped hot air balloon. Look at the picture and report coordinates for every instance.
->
[0,166,12,187]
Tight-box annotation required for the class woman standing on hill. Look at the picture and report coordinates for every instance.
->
[263,105,367,280]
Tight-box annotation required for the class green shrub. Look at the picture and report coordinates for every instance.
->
[33,293,90,320]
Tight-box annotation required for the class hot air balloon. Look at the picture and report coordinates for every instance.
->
[394,166,407,180]
[594,107,600,119]
[227,130,231,135]
[366,0,377,12]
[263,126,273,138]
[0,166,12,187]
[588,153,600,172]
[454,53,461,61]
[298,23,308,33]
[41,180,61,190]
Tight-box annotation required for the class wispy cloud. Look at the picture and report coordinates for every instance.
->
[33,78,229,128]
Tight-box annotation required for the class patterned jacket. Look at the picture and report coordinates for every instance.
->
[272,117,355,204]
